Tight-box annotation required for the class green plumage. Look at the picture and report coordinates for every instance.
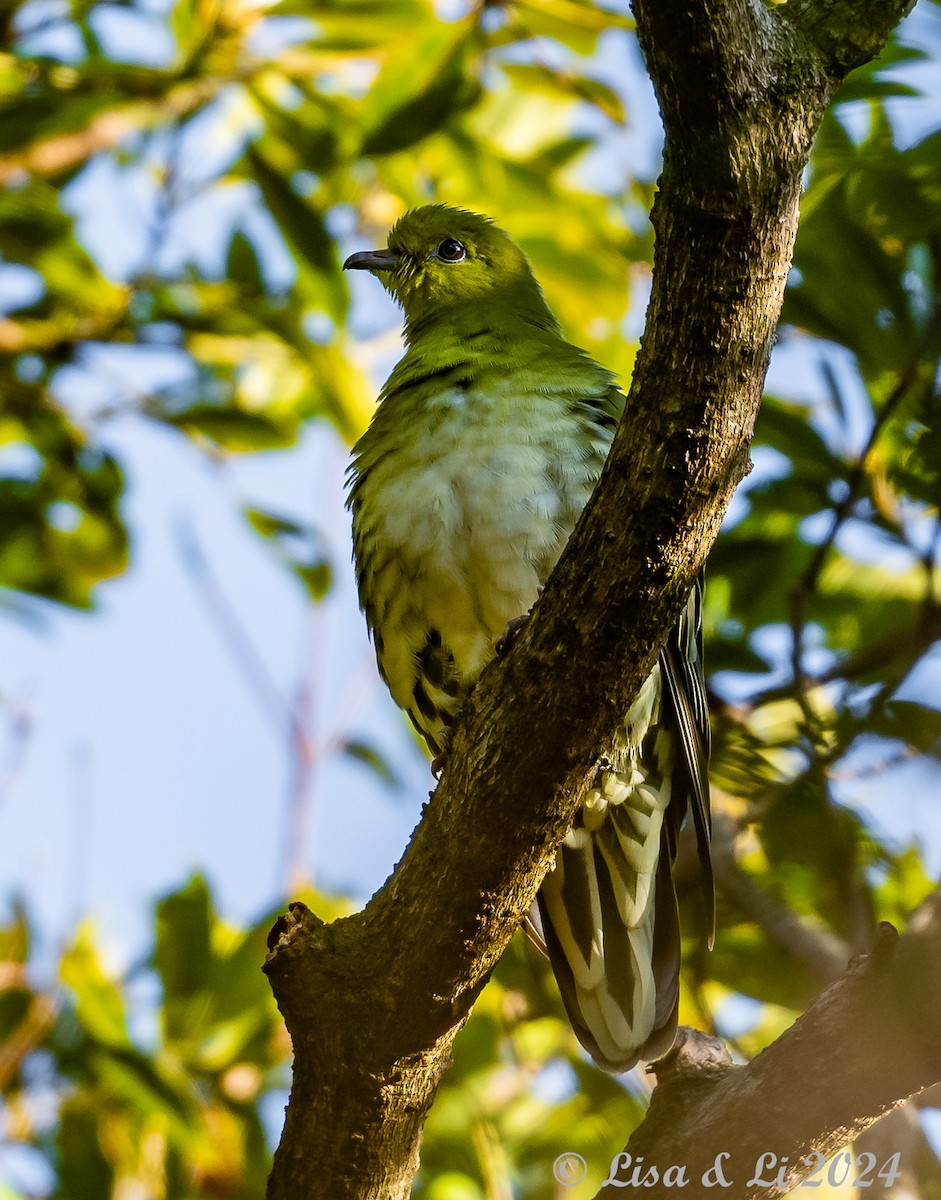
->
[345,205,712,1072]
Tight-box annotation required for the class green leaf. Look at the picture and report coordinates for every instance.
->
[244,507,307,541]
[707,532,811,629]
[832,36,926,108]
[164,404,299,451]
[90,1045,195,1127]
[760,771,873,940]
[245,146,348,322]
[202,917,279,1035]
[246,86,347,176]
[705,920,820,1012]
[538,134,594,168]
[341,738,399,788]
[154,875,213,1015]
[225,231,266,292]
[872,845,935,926]
[293,0,432,51]
[359,25,481,156]
[511,0,633,54]
[59,924,130,1048]
[0,900,29,965]
[815,556,925,653]
[754,396,845,470]
[243,506,335,600]
[57,1107,115,1200]
[501,63,624,123]
[294,558,332,600]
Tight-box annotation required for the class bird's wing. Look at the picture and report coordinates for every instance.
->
[659,574,714,945]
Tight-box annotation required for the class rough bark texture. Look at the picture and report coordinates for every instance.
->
[604,902,941,1199]
[264,1,917,1196]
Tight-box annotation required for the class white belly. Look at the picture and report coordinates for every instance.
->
[355,385,608,717]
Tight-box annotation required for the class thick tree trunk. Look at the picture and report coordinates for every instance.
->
[264,1,917,1196]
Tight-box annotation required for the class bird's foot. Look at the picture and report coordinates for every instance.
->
[496,613,530,655]
[495,588,542,655]
[431,725,453,779]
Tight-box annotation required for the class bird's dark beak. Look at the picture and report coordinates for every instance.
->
[343,248,399,271]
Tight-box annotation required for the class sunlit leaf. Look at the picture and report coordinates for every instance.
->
[60,924,130,1048]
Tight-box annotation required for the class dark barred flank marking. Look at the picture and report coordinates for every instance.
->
[412,677,439,723]
[576,388,621,433]
[417,629,462,698]
[416,630,445,687]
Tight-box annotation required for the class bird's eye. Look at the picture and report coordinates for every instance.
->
[436,238,466,263]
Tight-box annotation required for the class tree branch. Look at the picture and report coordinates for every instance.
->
[264,1,915,1196]
[604,913,941,1199]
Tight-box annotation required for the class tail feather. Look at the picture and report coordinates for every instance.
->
[545,835,605,989]
[537,770,681,1073]
[535,581,712,1073]
[650,847,682,1033]
[600,788,664,917]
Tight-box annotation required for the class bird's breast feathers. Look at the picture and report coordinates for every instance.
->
[349,375,613,734]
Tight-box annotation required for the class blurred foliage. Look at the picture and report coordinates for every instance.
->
[0,878,646,1200]
[0,877,294,1199]
[1,0,941,1195]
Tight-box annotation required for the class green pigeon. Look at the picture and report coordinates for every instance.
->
[344,205,712,1073]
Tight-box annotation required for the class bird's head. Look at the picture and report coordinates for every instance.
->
[343,205,558,337]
